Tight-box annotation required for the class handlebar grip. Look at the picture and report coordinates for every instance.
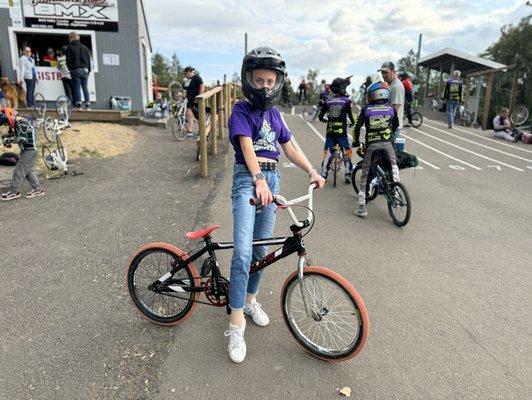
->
[249,198,261,206]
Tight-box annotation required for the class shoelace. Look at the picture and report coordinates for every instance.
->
[224,326,244,349]
[246,302,264,317]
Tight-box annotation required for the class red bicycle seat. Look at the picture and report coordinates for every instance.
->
[186,224,221,240]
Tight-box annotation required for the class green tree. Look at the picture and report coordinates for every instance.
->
[306,69,320,103]
[151,52,171,87]
[482,15,531,116]
[169,52,183,84]
[397,48,417,76]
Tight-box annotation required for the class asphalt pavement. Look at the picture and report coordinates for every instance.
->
[1,109,530,400]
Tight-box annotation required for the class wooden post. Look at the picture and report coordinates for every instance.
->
[509,68,518,111]
[482,72,494,130]
[210,91,218,155]
[232,84,237,107]
[463,76,470,109]
[217,89,224,139]
[198,97,208,177]
[225,83,230,126]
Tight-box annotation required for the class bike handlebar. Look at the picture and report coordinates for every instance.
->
[249,184,316,227]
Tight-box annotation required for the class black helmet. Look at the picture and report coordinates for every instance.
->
[330,76,352,95]
[241,46,286,110]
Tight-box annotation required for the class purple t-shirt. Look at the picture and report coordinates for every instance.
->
[228,100,292,164]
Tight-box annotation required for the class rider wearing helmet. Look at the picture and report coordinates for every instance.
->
[352,81,399,217]
[226,46,325,364]
[317,76,356,183]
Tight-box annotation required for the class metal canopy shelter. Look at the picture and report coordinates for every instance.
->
[418,48,509,128]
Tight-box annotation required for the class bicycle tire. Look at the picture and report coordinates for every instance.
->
[387,181,411,227]
[171,117,187,141]
[43,117,55,142]
[55,95,72,120]
[41,145,55,171]
[462,111,473,127]
[510,105,528,126]
[281,266,369,362]
[351,166,377,201]
[411,111,423,128]
[168,81,182,103]
[333,158,338,187]
[126,244,201,325]
[302,106,315,122]
[34,93,46,117]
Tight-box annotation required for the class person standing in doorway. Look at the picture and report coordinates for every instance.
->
[379,61,404,141]
[18,47,38,108]
[443,70,463,129]
[56,46,74,103]
[183,66,205,133]
[65,32,92,110]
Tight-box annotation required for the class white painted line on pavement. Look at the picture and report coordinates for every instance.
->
[410,127,524,172]
[280,113,304,153]
[417,157,441,170]
[404,134,482,170]
[424,117,532,155]
[422,121,532,163]
[299,114,326,142]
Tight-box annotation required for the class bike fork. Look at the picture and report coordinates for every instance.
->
[297,256,313,318]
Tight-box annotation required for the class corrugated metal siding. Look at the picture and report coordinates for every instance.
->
[0,2,149,112]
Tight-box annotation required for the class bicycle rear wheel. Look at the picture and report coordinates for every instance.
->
[411,111,422,128]
[43,117,55,142]
[126,245,201,325]
[34,93,46,117]
[351,166,377,201]
[171,116,187,141]
[387,181,411,227]
[302,106,315,122]
[281,266,369,362]
[332,158,338,187]
[461,111,473,127]
[510,105,528,126]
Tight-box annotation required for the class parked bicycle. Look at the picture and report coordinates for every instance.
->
[454,104,473,127]
[301,104,321,123]
[41,126,69,177]
[126,185,369,361]
[351,148,412,227]
[509,104,529,127]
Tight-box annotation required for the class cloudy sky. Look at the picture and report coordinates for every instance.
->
[144,0,530,88]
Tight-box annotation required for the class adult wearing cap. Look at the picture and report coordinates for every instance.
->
[183,66,205,133]
[379,61,404,141]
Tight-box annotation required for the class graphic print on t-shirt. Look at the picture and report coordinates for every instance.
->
[253,119,277,153]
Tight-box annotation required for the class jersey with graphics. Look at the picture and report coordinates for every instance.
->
[444,78,463,102]
[353,102,399,145]
[228,100,292,164]
[317,95,356,137]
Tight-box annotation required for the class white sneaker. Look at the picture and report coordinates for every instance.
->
[244,300,270,327]
[224,320,246,363]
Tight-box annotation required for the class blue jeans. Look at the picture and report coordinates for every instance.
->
[71,68,90,106]
[446,100,459,127]
[25,78,36,107]
[229,164,280,310]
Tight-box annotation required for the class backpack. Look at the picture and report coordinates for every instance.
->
[396,150,419,169]
[0,152,19,166]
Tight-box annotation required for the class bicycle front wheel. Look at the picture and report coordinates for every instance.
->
[387,181,411,227]
[126,245,200,325]
[281,266,369,362]
[55,95,72,120]
[168,81,182,102]
[171,117,187,141]
[302,106,315,122]
[42,145,55,171]
[411,112,423,128]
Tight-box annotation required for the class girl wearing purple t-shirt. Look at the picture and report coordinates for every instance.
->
[225,47,324,363]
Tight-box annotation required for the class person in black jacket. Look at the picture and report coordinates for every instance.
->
[65,32,92,110]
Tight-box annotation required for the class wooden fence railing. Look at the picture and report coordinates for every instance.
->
[195,82,240,177]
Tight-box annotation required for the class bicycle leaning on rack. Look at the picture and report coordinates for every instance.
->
[126,184,369,361]
[453,104,473,127]
[351,147,412,227]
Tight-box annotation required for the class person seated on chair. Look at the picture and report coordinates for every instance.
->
[317,76,356,183]
[493,107,518,143]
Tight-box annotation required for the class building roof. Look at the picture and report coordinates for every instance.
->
[418,47,506,75]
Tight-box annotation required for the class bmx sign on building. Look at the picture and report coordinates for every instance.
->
[22,0,119,32]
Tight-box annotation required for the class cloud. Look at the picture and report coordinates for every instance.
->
[144,0,531,84]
